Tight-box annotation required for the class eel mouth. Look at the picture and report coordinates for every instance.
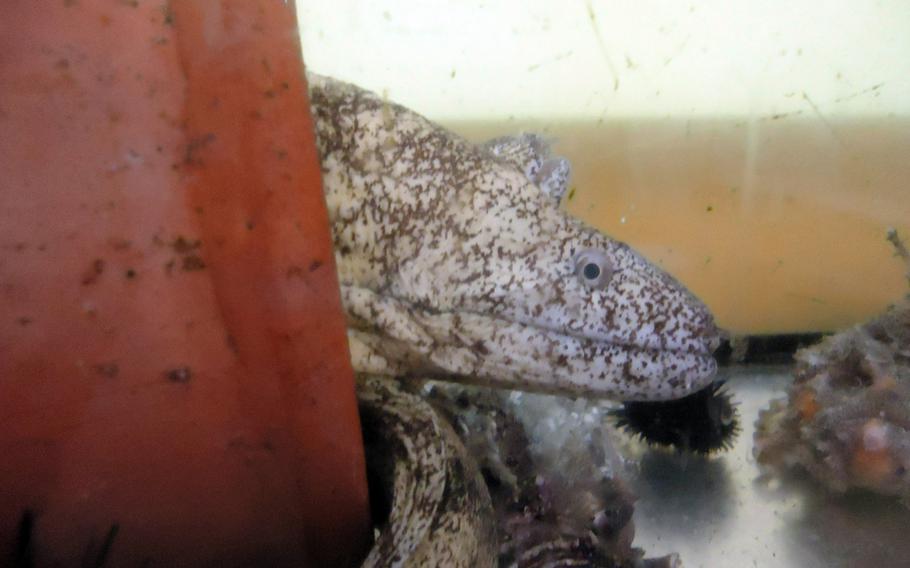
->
[558,318,724,400]
[512,311,723,360]
[417,308,723,401]
[347,286,722,400]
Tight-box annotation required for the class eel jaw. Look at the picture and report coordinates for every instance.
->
[455,314,721,402]
[342,286,721,401]
[367,306,720,402]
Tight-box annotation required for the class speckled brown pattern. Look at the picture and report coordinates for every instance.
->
[308,74,720,566]
[309,74,721,402]
[358,377,496,568]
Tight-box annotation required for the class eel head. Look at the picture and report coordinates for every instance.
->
[385,160,722,401]
[311,75,721,401]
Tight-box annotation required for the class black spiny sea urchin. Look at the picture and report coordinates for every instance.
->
[611,381,740,455]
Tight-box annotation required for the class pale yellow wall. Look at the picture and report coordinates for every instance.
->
[297,1,910,334]
[460,118,910,334]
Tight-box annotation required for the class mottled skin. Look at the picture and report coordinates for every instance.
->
[307,74,719,566]
[308,74,721,402]
[358,378,496,568]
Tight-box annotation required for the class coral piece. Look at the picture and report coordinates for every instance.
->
[754,231,910,503]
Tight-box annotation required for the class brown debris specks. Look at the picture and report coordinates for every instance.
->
[165,367,192,383]
[81,258,106,285]
[171,235,201,254]
[159,235,207,274]
[94,362,119,378]
[181,255,206,271]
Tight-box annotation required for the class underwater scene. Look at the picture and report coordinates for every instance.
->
[298,1,910,567]
[1,1,908,566]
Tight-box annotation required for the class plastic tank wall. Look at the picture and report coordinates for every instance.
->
[296,0,910,334]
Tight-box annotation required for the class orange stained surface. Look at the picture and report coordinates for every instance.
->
[453,118,910,335]
[850,444,895,488]
[794,388,820,421]
[1,1,370,566]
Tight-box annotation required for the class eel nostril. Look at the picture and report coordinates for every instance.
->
[698,319,725,353]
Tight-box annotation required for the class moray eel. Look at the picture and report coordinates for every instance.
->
[309,74,721,402]
[307,74,719,566]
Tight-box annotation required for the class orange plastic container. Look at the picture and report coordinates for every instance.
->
[0,1,370,565]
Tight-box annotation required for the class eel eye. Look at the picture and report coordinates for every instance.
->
[573,249,614,290]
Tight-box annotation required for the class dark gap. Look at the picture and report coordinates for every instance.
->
[12,509,34,568]
[715,333,826,365]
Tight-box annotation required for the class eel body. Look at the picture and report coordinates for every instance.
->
[358,378,496,567]
[307,74,719,566]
